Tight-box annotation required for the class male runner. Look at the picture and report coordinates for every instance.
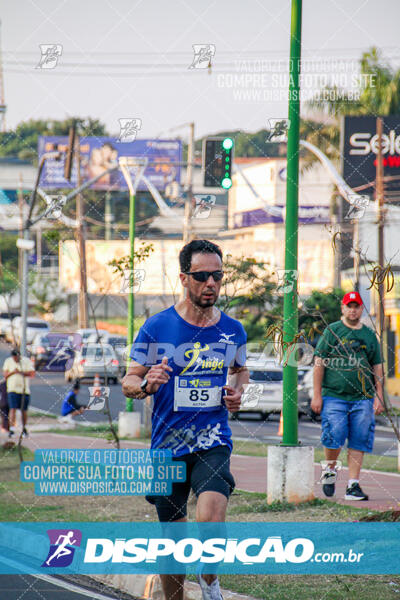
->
[122,239,249,600]
[311,291,384,500]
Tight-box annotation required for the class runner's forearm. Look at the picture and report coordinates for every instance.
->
[122,373,148,399]
[227,367,249,393]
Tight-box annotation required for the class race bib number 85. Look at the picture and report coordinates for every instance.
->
[174,375,223,412]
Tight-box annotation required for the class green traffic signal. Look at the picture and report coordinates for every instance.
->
[221,177,232,189]
[222,137,234,150]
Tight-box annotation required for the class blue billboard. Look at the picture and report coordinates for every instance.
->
[38,137,182,191]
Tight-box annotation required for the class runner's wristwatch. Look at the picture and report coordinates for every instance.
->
[140,378,149,395]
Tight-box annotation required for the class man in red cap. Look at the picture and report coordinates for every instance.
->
[311,291,384,501]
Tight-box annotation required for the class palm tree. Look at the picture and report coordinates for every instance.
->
[302,47,400,165]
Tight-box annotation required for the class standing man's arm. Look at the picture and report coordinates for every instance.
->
[373,363,384,415]
[23,358,35,378]
[3,369,16,380]
[311,357,325,414]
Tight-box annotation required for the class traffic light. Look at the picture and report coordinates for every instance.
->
[203,137,234,188]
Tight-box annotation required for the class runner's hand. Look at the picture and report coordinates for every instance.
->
[222,385,242,412]
[311,395,323,414]
[373,396,384,415]
[146,356,173,394]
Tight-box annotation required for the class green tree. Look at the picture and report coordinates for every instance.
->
[28,272,67,320]
[310,47,400,117]
[299,288,345,343]
[303,47,400,168]
[0,117,109,163]
[217,255,283,341]
[0,233,18,273]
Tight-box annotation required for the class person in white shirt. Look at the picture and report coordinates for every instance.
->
[3,348,35,438]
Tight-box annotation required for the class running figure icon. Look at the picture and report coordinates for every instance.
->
[45,531,77,566]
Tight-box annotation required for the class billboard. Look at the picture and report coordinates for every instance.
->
[38,137,182,191]
[59,237,333,297]
[342,115,400,193]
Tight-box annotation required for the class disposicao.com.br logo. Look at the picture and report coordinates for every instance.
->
[2,522,395,575]
[82,535,362,566]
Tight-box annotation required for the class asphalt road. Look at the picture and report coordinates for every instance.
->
[1,342,398,457]
[0,574,135,600]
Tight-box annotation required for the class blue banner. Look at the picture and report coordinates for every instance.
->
[0,522,399,575]
[38,137,182,191]
[20,449,186,496]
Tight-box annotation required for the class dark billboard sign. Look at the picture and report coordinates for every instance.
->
[342,115,400,193]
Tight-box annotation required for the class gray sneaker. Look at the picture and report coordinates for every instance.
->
[197,575,223,600]
[344,482,369,501]
[321,468,337,497]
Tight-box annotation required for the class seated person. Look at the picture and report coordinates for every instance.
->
[59,382,86,421]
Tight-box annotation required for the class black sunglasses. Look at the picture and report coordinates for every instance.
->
[184,270,224,282]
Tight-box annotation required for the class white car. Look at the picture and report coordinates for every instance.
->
[86,330,116,344]
[75,328,108,346]
[5,316,50,345]
[65,343,120,384]
[0,312,20,337]
[230,359,310,421]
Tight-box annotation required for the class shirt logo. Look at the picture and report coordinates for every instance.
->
[181,342,209,374]
[218,333,235,344]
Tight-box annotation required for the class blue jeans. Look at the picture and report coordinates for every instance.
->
[321,396,375,453]
[8,392,30,411]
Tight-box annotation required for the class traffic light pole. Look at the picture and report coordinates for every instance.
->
[282,0,302,447]
[76,136,89,329]
[183,122,194,245]
[126,185,135,412]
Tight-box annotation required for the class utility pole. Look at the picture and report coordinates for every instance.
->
[376,117,385,340]
[183,122,195,244]
[333,194,343,289]
[180,122,195,302]
[17,175,24,306]
[105,192,112,241]
[36,225,42,272]
[75,136,88,328]
[353,217,360,292]
[0,20,7,132]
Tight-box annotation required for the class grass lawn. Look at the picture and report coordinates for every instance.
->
[0,445,389,524]
[213,574,400,600]
[1,446,399,599]
[36,430,398,473]
[45,423,152,443]
[96,316,145,329]
[231,439,399,473]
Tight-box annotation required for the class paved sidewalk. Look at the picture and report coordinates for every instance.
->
[10,431,399,512]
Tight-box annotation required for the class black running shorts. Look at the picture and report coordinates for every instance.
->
[146,444,235,522]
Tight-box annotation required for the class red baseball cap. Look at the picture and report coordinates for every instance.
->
[342,291,363,306]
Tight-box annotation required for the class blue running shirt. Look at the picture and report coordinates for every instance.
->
[130,306,247,456]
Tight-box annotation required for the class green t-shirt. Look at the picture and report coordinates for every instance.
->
[314,320,382,401]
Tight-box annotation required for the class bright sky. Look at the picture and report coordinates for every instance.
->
[1,0,399,142]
